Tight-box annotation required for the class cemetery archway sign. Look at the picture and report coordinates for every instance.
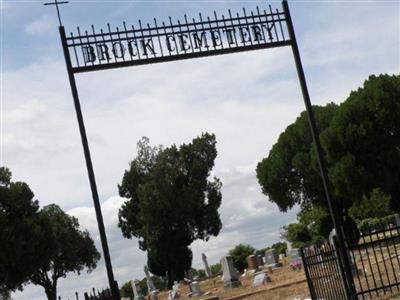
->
[46,1,356,299]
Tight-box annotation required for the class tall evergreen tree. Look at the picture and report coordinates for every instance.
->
[118,133,222,287]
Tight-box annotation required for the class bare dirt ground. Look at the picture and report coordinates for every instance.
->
[154,253,400,300]
[158,260,310,300]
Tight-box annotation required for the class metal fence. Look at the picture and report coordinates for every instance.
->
[301,224,400,300]
[301,243,349,300]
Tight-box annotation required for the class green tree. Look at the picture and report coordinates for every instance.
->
[257,74,400,240]
[0,286,11,300]
[297,205,332,242]
[256,103,339,212]
[120,281,134,299]
[210,263,222,276]
[118,133,222,287]
[271,242,287,255]
[322,75,400,211]
[281,223,312,248]
[349,188,392,222]
[228,244,255,273]
[0,167,52,292]
[29,204,101,300]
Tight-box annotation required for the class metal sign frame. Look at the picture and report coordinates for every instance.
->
[49,1,357,299]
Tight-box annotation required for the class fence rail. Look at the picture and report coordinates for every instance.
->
[301,224,400,300]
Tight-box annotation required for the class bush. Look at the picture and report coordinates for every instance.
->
[358,214,398,234]
[210,263,222,275]
[228,244,255,273]
[349,188,392,222]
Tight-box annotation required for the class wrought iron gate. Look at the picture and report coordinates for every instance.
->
[301,243,349,300]
[301,223,400,300]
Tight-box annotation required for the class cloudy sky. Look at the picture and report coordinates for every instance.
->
[1,0,399,299]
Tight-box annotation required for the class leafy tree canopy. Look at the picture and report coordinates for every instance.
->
[256,103,339,212]
[0,167,52,291]
[120,281,134,299]
[281,223,312,248]
[118,133,222,287]
[322,75,400,210]
[210,263,222,276]
[257,74,399,213]
[257,74,400,242]
[29,204,101,300]
[349,188,392,222]
[270,242,288,255]
[228,244,255,273]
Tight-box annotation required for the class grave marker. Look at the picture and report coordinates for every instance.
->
[202,253,212,278]
[221,256,241,288]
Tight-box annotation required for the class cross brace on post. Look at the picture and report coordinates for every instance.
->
[44,0,69,26]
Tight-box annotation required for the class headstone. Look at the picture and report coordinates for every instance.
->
[286,241,292,253]
[246,255,258,270]
[144,265,156,292]
[328,229,357,274]
[328,228,337,246]
[252,272,270,288]
[288,248,301,261]
[256,255,263,268]
[262,257,266,264]
[144,265,158,300]
[149,290,158,300]
[220,256,241,288]
[265,249,279,267]
[278,254,285,261]
[172,281,180,292]
[190,281,204,297]
[185,270,194,281]
[168,290,179,300]
[202,253,212,277]
[396,214,400,227]
[131,280,144,300]
[288,248,302,270]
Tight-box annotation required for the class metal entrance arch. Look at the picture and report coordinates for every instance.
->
[50,1,357,299]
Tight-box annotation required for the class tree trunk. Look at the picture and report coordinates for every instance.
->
[167,269,174,289]
[44,284,57,300]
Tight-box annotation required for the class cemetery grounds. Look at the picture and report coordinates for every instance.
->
[158,258,310,300]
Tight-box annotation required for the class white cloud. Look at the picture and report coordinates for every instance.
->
[5,99,47,123]
[24,15,53,36]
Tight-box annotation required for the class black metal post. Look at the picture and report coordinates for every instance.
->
[59,26,120,300]
[282,1,357,299]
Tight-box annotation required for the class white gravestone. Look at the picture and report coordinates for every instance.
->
[131,280,144,300]
[202,253,212,277]
[252,272,270,288]
[265,249,279,267]
[167,290,178,300]
[396,214,400,227]
[172,281,180,292]
[149,291,158,300]
[288,248,301,261]
[190,281,203,297]
[221,256,241,288]
[144,266,158,300]
[256,255,263,268]
[328,229,357,274]
[286,241,293,253]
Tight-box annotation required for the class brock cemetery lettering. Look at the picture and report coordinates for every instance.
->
[81,23,276,64]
